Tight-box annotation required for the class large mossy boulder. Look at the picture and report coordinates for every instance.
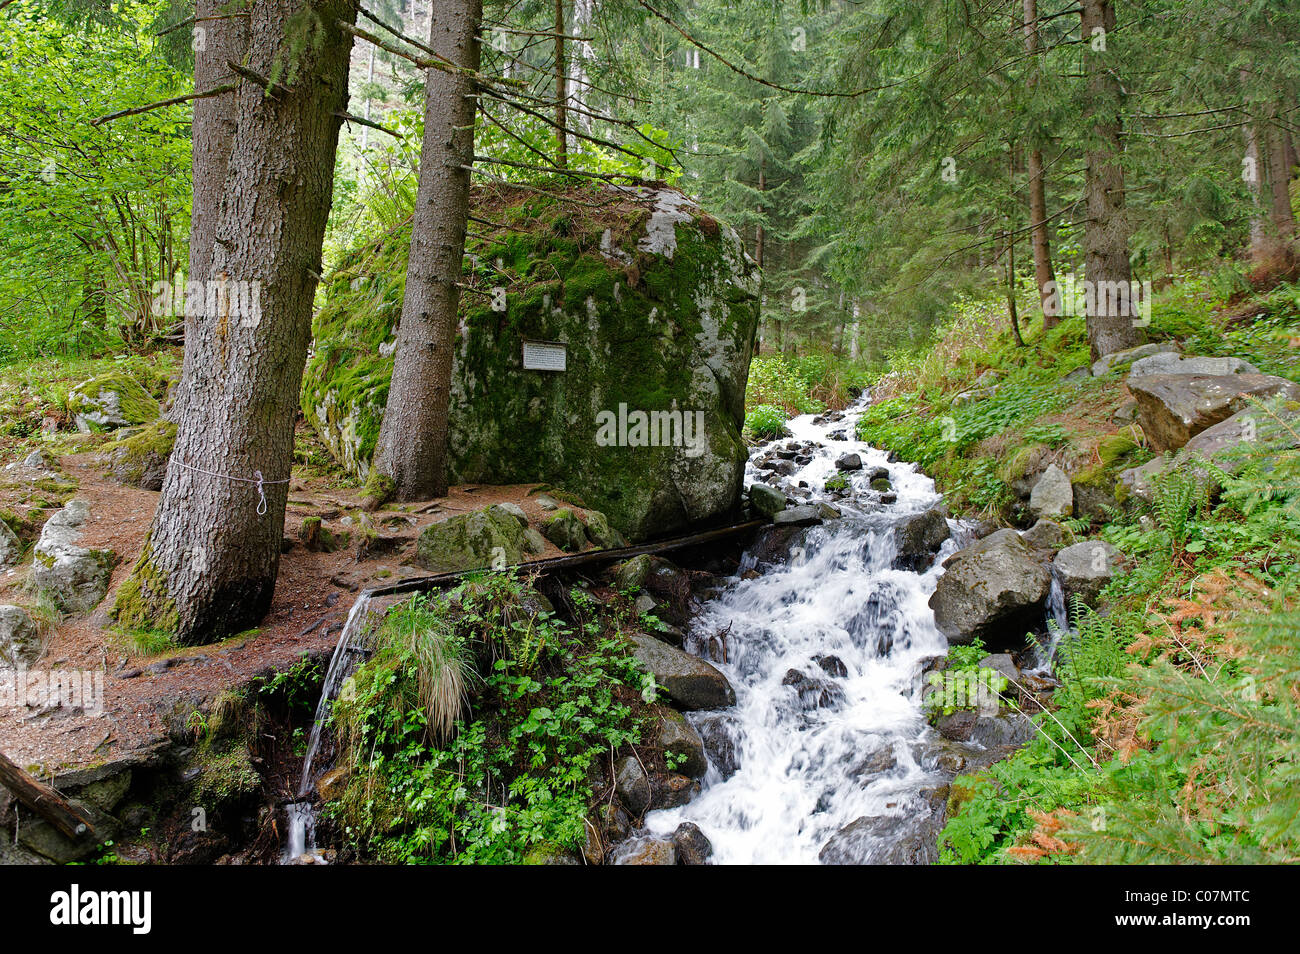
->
[414,505,544,574]
[302,184,760,541]
[67,371,161,433]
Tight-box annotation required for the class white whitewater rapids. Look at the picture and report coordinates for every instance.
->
[643,397,961,864]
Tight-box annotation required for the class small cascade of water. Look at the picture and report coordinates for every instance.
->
[282,592,376,863]
[1023,570,1072,675]
[642,397,959,864]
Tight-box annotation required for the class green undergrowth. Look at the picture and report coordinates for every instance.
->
[324,571,652,864]
[897,272,1300,864]
[856,277,1300,517]
[743,351,874,438]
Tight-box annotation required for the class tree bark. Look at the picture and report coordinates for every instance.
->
[114,0,358,645]
[1264,111,1296,251]
[189,0,248,287]
[1022,0,1058,327]
[1079,0,1144,360]
[372,0,482,501]
[0,750,96,841]
[554,0,568,169]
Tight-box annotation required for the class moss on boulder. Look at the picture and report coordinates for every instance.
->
[67,370,161,433]
[100,418,176,490]
[414,504,545,573]
[302,183,760,541]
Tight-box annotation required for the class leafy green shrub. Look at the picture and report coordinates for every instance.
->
[745,403,788,439]
[326,573,644,864]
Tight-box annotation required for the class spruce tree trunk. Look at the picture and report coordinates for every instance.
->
[114,0,358,645]
[1264,112,1296,253]
[189,0,248,287]
[1079,0,1144,360]
[372,0,482,501]
[554,0,568,169]
[1022,0,1057,327]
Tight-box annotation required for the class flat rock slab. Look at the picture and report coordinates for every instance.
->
[1128,372,1300,451]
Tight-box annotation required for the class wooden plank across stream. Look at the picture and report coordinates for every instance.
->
[367,518,768,600]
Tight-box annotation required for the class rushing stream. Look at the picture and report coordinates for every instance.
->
[641,397,965,864]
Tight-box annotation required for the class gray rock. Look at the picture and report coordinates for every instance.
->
[614,756,651,815]
[414,505,537,572]
[615,553,657,591]
[818,804,941,865]
[1118,456,1170,504]
[694,712,740,779]
[1112,400,1140,425]
[0,604,41,668]
[617,838,676,865]
[1092,341,1181,377]
[490,502,528,527]
[542,508,588,552]
[928,529,1052,646]
[1054,540,1123,609]
[656,708,708,778]
[31,499,115,614]
[978,653,1021,687]
[834,453,863,471]
[303,189,761,544]
[894,506,951,571]
[670,822,713,865]
[772,504,822,527]
[1063,366,1091,382]
[0,520,22,570]
[1029,464,1074,520]
[1020,519,1067,550]
[66,371,161,433]
[1128,353,1258,377]
[815,502,842,521]
[748,482,787,518]
[632,633,736,710]
[1128,372,1300,451]
[582,509,627,549]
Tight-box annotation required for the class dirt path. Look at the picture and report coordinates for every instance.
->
[0,451,571,779]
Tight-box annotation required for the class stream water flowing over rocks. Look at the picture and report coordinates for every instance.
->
[636,399,976,864]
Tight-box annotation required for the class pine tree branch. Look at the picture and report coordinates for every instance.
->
[91,83,238,126]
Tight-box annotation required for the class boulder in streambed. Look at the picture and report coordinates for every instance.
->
[893,505,951,571]
[772,504,822,527]
[670,822,713,865]
[656,707,708,778]
[632,633,735,710]
[928,529,1051,646]
[748,482,788,518]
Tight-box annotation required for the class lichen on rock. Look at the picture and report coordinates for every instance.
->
[67,370,161,434]
[302,183,760,541]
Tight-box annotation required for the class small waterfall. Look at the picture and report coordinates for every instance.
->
[282,592,376,863]
[1026,571,1070,674]
[642,397,958,864]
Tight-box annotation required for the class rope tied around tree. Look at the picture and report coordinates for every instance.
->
[170,459,291,516]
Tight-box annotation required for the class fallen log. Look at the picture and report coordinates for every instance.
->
[0,750,97,841]
[371,518,766,599]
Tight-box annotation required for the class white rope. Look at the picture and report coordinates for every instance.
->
[171,459,290,516]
